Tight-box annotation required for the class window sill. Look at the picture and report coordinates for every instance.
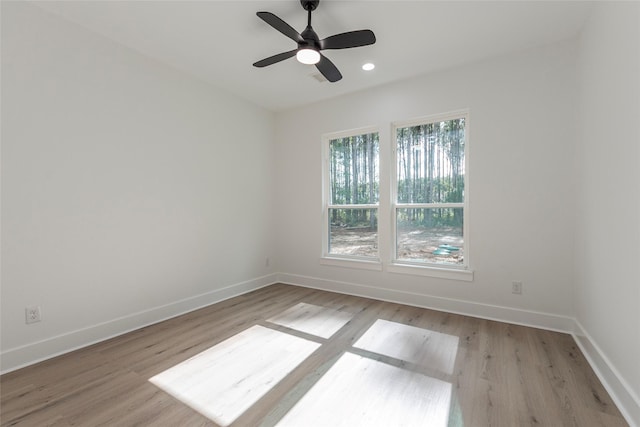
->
[320,256,383,271]
[320,257,473,281]
[387,262,474,281]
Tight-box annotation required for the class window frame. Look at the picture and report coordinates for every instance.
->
[390,111,471,279]
[321,127,382,269]
[320,112,473,281]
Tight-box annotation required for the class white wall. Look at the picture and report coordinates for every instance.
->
[575,2,640,424]
[1,2,275,371]
[274,40,578,329]
[2,2,637,423]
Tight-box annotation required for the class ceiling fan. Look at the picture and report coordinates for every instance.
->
[253,0,376,83]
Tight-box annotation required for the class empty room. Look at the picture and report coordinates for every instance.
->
[1,1,638,426]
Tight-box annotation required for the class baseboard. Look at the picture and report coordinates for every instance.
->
[572,321,640,427]
[277,273,574,333]
[0,274,277,374]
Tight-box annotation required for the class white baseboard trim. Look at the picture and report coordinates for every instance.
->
[572,321,640,427]
[0,274,277,374]
[276,273,574,333]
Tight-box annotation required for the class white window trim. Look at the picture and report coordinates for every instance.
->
[390,110,471,278]
[320,111,473,282]
[321,126,381,269]
[387,262,473,281]
[320,256,383,271]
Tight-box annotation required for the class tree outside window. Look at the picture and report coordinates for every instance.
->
[325,131,379,259]
[394,116,467,267]
[322,112,469,274]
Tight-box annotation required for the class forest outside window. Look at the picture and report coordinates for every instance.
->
[323,130,380,262]
[393,113,468,269]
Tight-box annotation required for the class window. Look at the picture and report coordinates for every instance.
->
[392,113,468,269]
[323,129,380,262]
[322,111,470,280]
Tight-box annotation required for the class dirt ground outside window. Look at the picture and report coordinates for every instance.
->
[329,227,463,265]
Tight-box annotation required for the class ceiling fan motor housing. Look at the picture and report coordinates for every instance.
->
[300,27,321,50]
[301,0,319,11]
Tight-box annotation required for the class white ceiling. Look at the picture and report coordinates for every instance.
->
[34,1,593,112]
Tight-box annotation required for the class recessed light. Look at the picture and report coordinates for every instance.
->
[362,63,375,71]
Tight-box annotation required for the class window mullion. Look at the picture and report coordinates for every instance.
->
[395,203,464,209]
[327,204,379,209]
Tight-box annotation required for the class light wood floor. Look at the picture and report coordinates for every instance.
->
[1,284,628,426]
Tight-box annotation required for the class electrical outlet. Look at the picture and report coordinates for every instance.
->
[25,306,42,324]
[512,281,523,295]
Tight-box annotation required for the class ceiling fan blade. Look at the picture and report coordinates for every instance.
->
[320,30,376,50]
[316,54,342,82]
[257,11,304,44]
[253,49,298,68]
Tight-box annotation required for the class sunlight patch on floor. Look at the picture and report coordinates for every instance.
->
[275,352,452,427]
[149,325,320,426]
[354,319,459,375]
[267,302,354,339]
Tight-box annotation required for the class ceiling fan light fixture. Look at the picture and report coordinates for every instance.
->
[296,48,321,65]
[254,1,376,82]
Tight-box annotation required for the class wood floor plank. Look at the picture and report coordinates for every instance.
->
[150,325,320,426]
[0,284,629,426]
[266,302,355,339]
[275,352,452,427]
[353,318,460,375]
